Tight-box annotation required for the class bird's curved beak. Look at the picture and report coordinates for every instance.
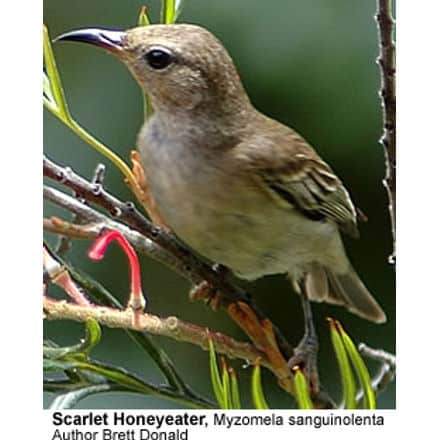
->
[54,28,127,54]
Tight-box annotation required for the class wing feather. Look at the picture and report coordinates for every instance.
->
[237,119,360,237]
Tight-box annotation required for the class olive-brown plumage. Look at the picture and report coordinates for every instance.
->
[57,24,386,323]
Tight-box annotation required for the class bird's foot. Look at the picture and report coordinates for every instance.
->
[288,333,320,395]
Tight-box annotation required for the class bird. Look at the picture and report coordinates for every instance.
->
[56,24,386,373]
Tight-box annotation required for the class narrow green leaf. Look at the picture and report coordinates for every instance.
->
[175,0,185,20]
[292,367,314,409]
[82,319,101,356]
[221,358,232,409]
[161,0,176,24]
[43,342,71,359]
[229,368,242,409]
[49,384,114,409]
[43,340,84,360]
[251,362,269,409]
[43,24,70,119]
[43,26,137,187]
[66,119,138,188]
[336,321,376,409]
[73,361,155,395]
[208,339,227,408]
[138,5,151,26]
[43,358,77,372]
[44,379,85,392]
[43,345,75,359]
[328,318,357,409]
[43,339,59,349]
[43,320,101,361]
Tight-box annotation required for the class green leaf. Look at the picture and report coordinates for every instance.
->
[43,339,85,360]
[72,361,152,394]
[292,367,314,409]
[138,5,151,26]
[43,320,101,361]
[43,358,77,372]
[43,341,74,360]
[161,0,176,24]
[44,379,85,392]
[49,384,115,409]
[328,318,357,409]
[175,0,185,20]
[229,368,242,409]
[251,362,269,409]
[82,319,102,356]
[208,339,227,409]
[43,25,70,119]
[221,358,232,409]
[336,321,376,409]
[43,24,137,188]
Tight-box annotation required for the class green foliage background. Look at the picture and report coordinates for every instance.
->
[43,0,395,408]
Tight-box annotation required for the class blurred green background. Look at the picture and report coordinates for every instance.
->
[43,0,395,409]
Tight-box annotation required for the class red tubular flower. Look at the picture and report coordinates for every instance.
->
[88,230,147,311]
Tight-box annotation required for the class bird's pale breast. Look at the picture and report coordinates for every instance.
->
[139,122,348,280]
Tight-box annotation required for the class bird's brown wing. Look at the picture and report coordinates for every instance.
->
[237,120,359,237]
[262,157,359,237]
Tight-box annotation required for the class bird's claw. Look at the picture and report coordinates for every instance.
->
[288,333,320,395]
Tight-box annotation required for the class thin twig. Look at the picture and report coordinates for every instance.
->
[43,297,270,371]
[356,343,396,404]
[376,0,396,263]
[49,384,117,410]
[358,343,396,367]
[55,163,106,256]
[92,163,106,185]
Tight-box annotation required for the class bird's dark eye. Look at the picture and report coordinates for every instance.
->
[144,48,173,70]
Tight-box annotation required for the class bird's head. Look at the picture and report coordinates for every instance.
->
[56,24,250,115]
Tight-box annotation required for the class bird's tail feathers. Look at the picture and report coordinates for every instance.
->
[303,264,386,323]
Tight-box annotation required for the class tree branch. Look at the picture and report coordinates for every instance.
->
[43,297,271,371]
[376,0,396,263]
[55,163,107,256]
[356,343,396,404]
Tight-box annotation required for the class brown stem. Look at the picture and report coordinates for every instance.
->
[376,0,396,263]
[43,297,271,371]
